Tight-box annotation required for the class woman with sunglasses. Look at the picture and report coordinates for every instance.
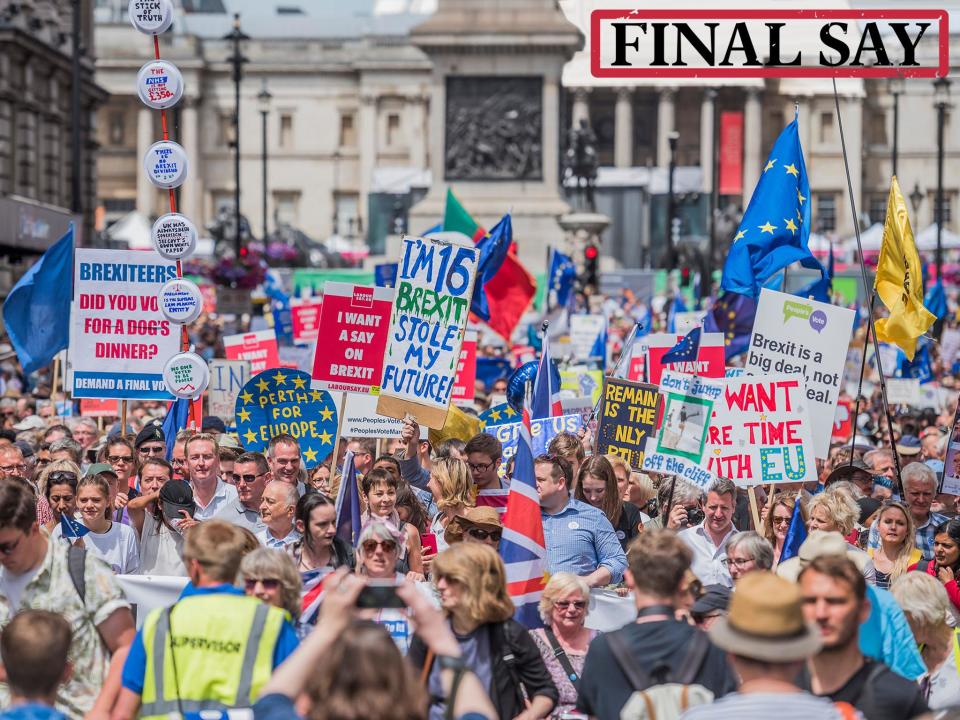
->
[574,456,642,550]
[530,572,595,719]
[240,547,302,622]
[762,492,804,566]
[355,521,415,652]
[410,543,558,720]
[361,468,423,576]
[40,464,79,534]
[51,475,140,574]
[100,436,137,522]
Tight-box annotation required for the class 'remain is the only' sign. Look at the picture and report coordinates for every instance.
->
[591,9,948,78]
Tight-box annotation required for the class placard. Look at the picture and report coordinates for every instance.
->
[158,278,202,325]
[235,369,337,468]
[832,397,854,443]
[311,283,392,393]
[223,329,280,375]
[570,314,607,359]
[560,368,604,406]
[163,352,209,399]
[79,399,120,418]
[942,399,960,495]
[152,213,197,260]
[451,330,478,405]
[290,298,323,345]
[128,0,174,34]
[745,289,855,458]
[706,374,817,487]
[641,371,721,490]
[377,235,479,428]
[490,414,584,471]
[596,377,660,470]
[646,332,726,386]
[71,249,179,400]
[886,378,920,404]
[136,59,183,110]
[143,140,188,189]
[208,359,250,424]
[329,392,426,440]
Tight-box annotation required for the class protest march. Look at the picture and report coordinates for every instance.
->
[0,4,960,720]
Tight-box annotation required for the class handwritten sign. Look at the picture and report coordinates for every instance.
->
[706,374,817,487]
[596,378,660,470]
[377,235,479,428]
[223,329,280,376]
[71,249,179,400]
[208,359,250,424]
[746,289,854,458]
[642,371,721,490]
[311,283,392,394]
[235,369,337,468]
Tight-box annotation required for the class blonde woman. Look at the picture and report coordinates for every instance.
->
[409,543,558,720]
[868,501,921,590]
[530,573,596,718]
[807,488,859,538]
[425,457,473,554]
[762,493,804,565]
[239,547,302,621]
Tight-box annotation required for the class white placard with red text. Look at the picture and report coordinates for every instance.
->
[646,332,726,386]
[223,329,280,376]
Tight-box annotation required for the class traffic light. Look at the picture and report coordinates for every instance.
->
[582,243,599,289]
[680,266,691,287]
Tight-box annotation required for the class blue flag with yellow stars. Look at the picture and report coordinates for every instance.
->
[479,402,520,429]
[234,369,338,468]
[721,116,816,297]
[662,327,702,365]
[548,248,577,310]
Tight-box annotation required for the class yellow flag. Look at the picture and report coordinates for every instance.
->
[873,176,935,360]
[429,403,481,447]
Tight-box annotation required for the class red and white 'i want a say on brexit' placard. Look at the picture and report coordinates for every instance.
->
[311,283,393,394]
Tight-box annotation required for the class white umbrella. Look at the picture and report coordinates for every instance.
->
[915,223,960,250]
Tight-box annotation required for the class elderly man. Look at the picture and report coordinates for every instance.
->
[679,477,739,587]
[868,462,946,561]
[70,418,99,451]
[258,481,301,548]
[863,448,895,480]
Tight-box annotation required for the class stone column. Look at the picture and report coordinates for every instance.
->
[136,107,154,217]
[180,99,203,226]
[700,89,716,193]
[614,87,634,168]
[406,94,428,170]
[358,93,377,227]
[657,87,676,168]
[842,96,863,237]
[743,87,763,205]
[572,87,590,127]
[544,75,561,184]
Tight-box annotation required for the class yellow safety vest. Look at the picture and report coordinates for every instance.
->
[139,592,285,720]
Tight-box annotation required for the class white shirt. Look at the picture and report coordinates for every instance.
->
[191,478,239,521]
[52,521,140,575]
[139,516,187,576]
[678,522,736,587]
[257,527,302,549]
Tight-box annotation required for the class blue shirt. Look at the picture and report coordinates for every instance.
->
[0,704,67,720]
[121,584,299,694]
[541,497,628,583]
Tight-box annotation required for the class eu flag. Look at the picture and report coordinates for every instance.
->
[704,292,757,361]
[779,497,807,564]
[335,450,362,546]
[60,513,89,540]
[796,243,834,304]
[3,226,73,374]
[721,117,816,297]
[662,327,702,365]
[470,214,512,321]
[548,248,576,310]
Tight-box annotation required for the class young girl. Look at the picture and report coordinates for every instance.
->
[868,501,921,590]
[361,468,423,576]
[52,475,140,574]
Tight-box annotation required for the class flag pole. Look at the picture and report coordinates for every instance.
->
[847,299,875,467]
[50,355,60,415]
[832,79,904,498]
[588,321,641,424]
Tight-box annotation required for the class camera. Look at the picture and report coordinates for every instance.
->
[686,507,705,526]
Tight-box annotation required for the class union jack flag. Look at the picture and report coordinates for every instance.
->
[531,333,562,420]
[499,408,549,628]
[299,566,335,629]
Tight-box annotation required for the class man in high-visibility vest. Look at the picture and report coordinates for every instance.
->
[111,521,299,720]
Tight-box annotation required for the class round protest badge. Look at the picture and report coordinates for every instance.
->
[152,213,197,260]
[143,141,188,189]
[163,352,209,399]
[128,0,174,35]
[159,278,203,325]
[234,369,337,468]
[136,60,183,110]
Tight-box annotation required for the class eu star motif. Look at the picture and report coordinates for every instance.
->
[784,163,799,177]
[758,221,776,235]
[292,376,307,390]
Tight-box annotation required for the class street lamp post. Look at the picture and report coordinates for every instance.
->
[257,80,272,241]
[910,182,924,217]
[934,77,951,280]
[888,76,905,177]
[224,13,249,256]
[666,131,679,271]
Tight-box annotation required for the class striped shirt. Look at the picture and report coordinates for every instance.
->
[476,485,511,516]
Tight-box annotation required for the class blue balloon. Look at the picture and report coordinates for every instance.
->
[507,361,538,412]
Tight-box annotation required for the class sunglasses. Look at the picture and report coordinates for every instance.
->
[107,455,134,464]
[237,473,265,484]
[244,578,280,591]
[466,527,502,542]
[361,539,398,555]
[48,471,77,484]
[554,600,587,611]
[138,445,165,455]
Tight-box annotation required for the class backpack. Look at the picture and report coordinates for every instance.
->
[67,544,86,602]
[606,628,715,720]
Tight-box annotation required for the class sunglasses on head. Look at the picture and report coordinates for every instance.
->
[244,578,280,591]
[361,539,398,555]
[466,527,502,542]
[48,471,77,484]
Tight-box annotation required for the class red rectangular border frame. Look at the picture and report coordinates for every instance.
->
[590,9,949,78]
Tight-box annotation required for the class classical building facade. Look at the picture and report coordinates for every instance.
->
[0,0,104,292]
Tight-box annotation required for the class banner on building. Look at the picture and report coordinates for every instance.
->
[71,249,179,400]
[223,329,280,376]
[745,289,855,458]
[706,373,817,487]
[377,235,479,428]
[595,377,660,470]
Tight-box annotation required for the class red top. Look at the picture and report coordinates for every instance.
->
[910,559,960,610]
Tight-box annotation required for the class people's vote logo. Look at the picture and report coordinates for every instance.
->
[235,369,338,468]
